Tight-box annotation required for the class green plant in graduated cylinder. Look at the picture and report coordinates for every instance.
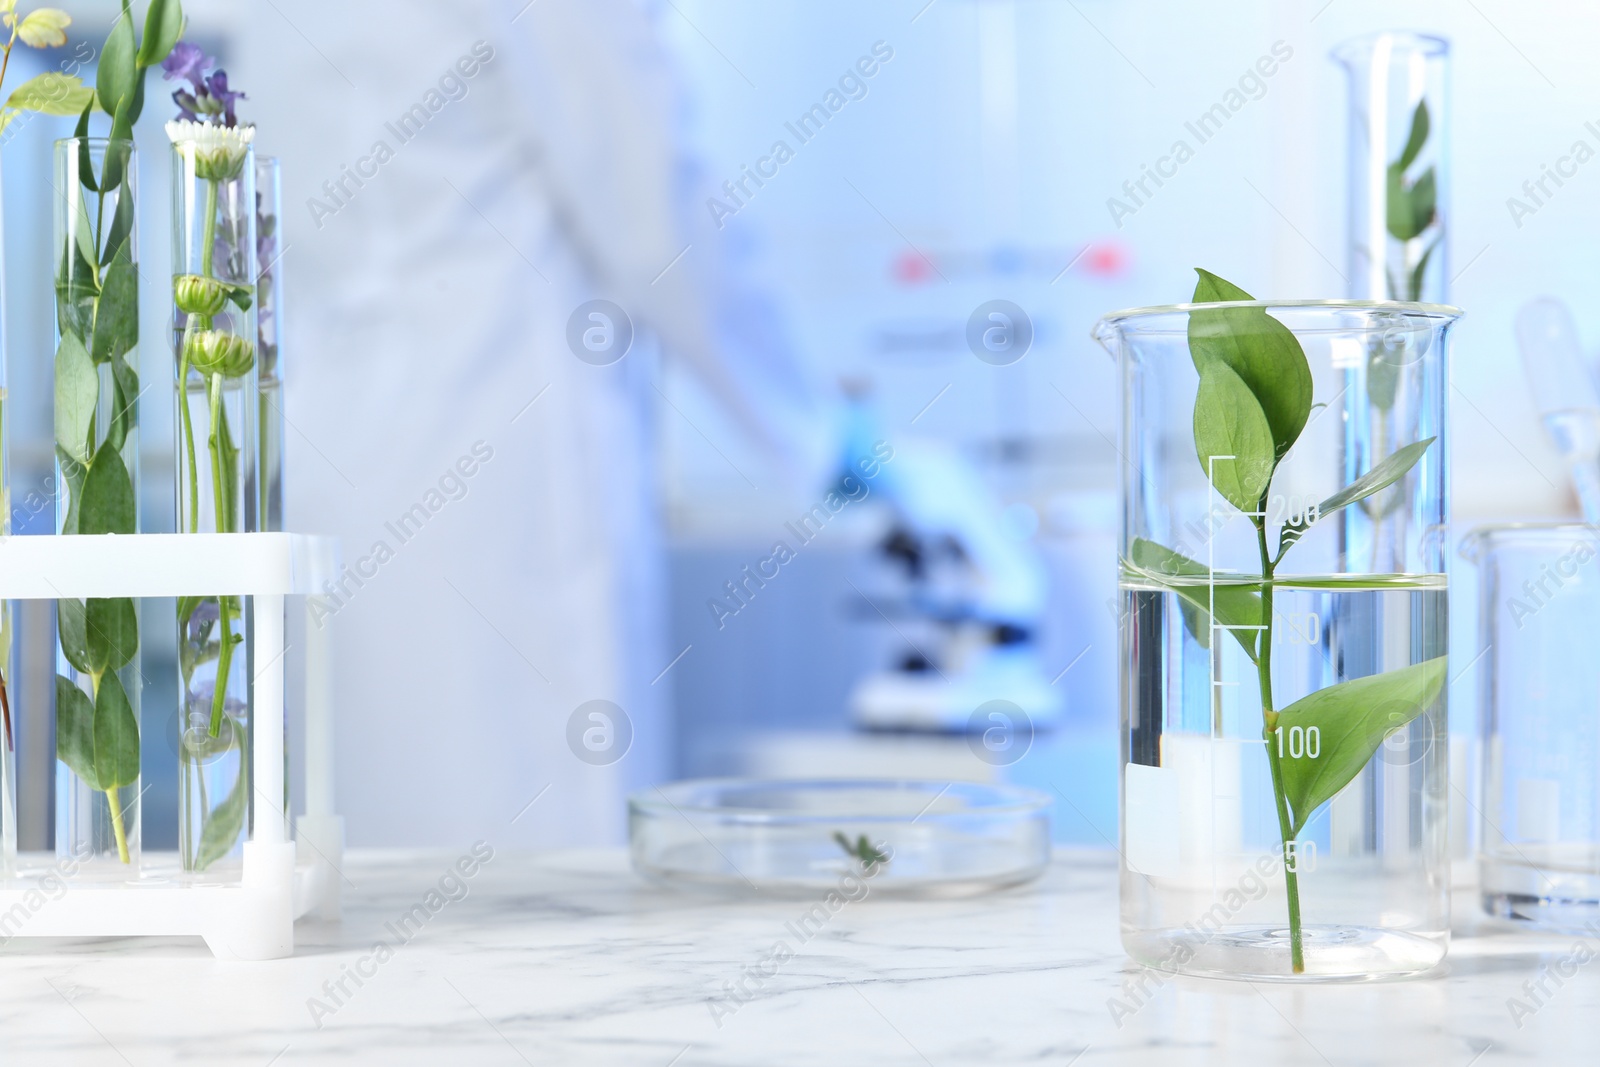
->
[1127,270,1446,974]
[1360,101,1440,568]
[52,0,184,864]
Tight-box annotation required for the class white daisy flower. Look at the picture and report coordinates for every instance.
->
[166,119,256,182]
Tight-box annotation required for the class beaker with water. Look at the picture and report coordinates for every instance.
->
[1463,523,1600,931]
[1094,296,1458,980]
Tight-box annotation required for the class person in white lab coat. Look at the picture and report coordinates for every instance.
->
[227,0,824,846]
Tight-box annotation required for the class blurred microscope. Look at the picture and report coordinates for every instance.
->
[837,396,1062,733]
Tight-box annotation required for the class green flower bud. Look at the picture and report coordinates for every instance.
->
[184,329,255,378]
[175,274,228,317]
[195,145,249,182]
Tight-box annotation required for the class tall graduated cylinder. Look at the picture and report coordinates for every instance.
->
[53,138,143,875]
[170,132,258,874]
[1094,298,1457,980]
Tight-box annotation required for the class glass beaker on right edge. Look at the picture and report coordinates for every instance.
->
[1463,523,1600,930]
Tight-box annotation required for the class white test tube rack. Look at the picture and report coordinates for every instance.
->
[0,532,341,959]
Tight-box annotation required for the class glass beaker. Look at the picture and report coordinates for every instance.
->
[1462,523,1600,930]
[1093,297,1458,980]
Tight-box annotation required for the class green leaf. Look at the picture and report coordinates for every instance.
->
[1277,438,1435,559]
[196,749,248,871]
[1395,99,1429,172]
[1194,361,1275,513]
[95,10,137,119]
[86,597,138,674]
[137,0,184,68]
[79,440,136,535]
[1410,168,1436,236]
[1189,270,1313,460]
[1367,342,1402,412]
[6,71,93,115]
[73,99,97,192]
[1318,437,1434,519]
[16,8,71,48]
[57,598,91,675]
[1277,655,1447,835]
[1406,238,1439,304]
[107,354,138,453]
[1129,537,1262,661]
[53,332,97,464]
[100,181,134,267]
[55,674,100,790]
[222,281,254,312]
[126,46,147,123]
[100,96,135,192]
[55,445,85,536]
[93,670,140,791]
[1386,165,1437,242]
[91,242,137,364]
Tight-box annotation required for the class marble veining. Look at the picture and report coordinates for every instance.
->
[0,847,1592,1065]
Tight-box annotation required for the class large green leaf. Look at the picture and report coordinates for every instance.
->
[58,598,92,675]
[79,442,136,536]
[1129,537,1262,661]
[86,598,138,674]
[93,671,140,791]
[91,243,138,365]
[1194,361,1275,513]
[95,10,137,120]
[137,0,185,69]
[55,675,100,790]
[6,72,94,116]
[1189,269,1313,460]
[53,333,97,464]
[1277,655,1447,835]
[1396,99,1429,172]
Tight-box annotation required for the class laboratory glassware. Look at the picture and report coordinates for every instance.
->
[54,137,143,876]
[1095,298,1457,980]
[1463,523,1600,931]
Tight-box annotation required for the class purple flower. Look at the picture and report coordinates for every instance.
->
[161,42,212,93]
[205,69,246,127]
[185,599,221,643]
[172,88,200,122]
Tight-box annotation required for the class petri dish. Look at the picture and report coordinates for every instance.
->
[629,778,1051,897]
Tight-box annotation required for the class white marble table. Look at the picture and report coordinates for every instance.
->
[0,847,1592,1065]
